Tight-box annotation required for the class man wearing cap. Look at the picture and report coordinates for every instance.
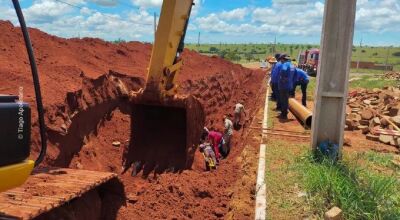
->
[278,54,296,120]
[267,57,278,100]
[290,68,309,107]
[270,53,282,104]
[292,58,298,67]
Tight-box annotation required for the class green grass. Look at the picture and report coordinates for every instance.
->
[295,153,400,219]
[358,151,400,174]
[350,68,389,74]
[265,140,314,219]
[186,43,400,71]
[304,72,397,99]
[267,99,275,129]
[349,75,398,89]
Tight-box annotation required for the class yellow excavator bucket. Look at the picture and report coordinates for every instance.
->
[0,160,34,192]
[125,0,205,175]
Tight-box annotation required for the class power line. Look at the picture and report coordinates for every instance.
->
[53,0,83,9]
[51,0,153,26]
[117,0,139,10]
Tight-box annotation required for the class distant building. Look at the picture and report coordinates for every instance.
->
[350,61,393,71]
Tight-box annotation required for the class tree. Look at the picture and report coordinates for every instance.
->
[112,38,126,44]
[226,51,241,62]
[209,46,219,53]
[372,52,378,56]
[361,49,366,53]
[244,53,255,62]
[218,50,228,58]
[392,52,400,57]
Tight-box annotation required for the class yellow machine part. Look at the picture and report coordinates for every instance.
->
[0,160,34,192]
[144,0,193,97]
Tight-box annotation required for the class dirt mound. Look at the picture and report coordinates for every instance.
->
[0,20,266,219]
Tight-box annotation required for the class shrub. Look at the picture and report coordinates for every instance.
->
[392,51,400,57]
[244,53,255,62]
[209,46,219,53]
[225,51,241,61]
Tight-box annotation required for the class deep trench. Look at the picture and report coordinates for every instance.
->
[40,73,205,219]
[124,104,188,176]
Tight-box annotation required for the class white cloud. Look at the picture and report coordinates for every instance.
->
[130,0,162,8]
[0,3,16,23]
[23,0,75,23]
[196,1,324,36]
[0,0,399,44]
[89,0,118,7]
[355,0,400,33]
[191,0,204,17]
[219,8,248,21]
[0,0,154,41]
[272,0,311,6]
[195,0,400,40]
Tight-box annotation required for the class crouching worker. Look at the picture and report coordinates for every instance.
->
[208,129,223,162]
[199,141,217,171]
[291,68,309,107]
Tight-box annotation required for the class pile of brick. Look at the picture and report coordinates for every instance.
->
[345,87,400,147]
[383,72,400,80]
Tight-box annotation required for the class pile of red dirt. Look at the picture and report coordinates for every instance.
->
[0,20,267,219]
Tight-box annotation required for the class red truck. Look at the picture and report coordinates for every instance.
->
[298,48,319,76]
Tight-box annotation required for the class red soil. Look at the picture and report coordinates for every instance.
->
[0,20,267,219]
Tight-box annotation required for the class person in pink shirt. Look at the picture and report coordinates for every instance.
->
[207,129,223,161]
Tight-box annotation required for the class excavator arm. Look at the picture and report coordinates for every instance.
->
[144,0,193,98]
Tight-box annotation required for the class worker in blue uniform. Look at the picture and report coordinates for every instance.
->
[278,54,296,120]
[271,53,282,109]
[290,68,310,107]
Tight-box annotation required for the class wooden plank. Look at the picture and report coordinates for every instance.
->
[6,191,69,201]
[371,128,400,137]
[263,131,310,138]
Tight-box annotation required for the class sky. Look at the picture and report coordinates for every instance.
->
[0,0,399,46]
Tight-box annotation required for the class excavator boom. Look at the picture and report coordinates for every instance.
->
[144,0,193,97]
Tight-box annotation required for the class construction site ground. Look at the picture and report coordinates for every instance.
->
[265,86,400,218]
[0,21,269,219]
[1,20,399,219]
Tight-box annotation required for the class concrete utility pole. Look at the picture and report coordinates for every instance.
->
[356,37,363,70]
[311,0,357,157]
[272,35,276,54]
[384,46,390,72]
[197,32,200,47]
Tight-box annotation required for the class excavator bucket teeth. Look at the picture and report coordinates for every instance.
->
[125,93,205,175]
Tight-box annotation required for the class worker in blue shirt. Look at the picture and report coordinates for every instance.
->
[290,68,310,107]
[278,54,296,120]
[268,54,282,101]
[270,53,282,109]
